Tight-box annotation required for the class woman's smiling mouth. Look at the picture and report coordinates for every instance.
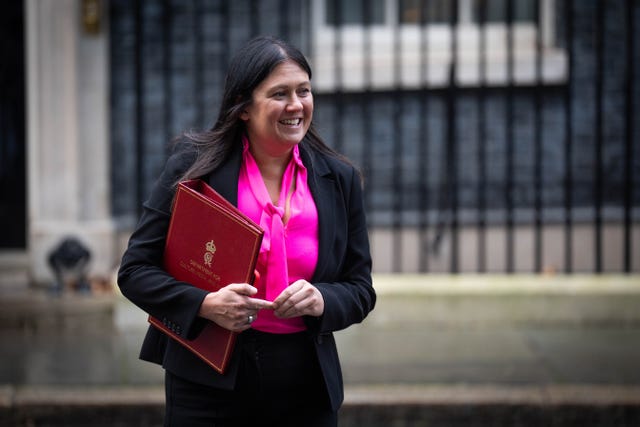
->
[279,118,302,126]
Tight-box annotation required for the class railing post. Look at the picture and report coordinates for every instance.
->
[594,0,605,273]
[564,0,575,273]
[134,0,145,219]
[623,0,636,273]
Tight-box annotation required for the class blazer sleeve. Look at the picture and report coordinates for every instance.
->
[117,149,209,340]
[308,163,376,335]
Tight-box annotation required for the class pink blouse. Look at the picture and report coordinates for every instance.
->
[237,138,319,333]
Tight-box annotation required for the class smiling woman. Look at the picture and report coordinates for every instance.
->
[117,36,375,427]
[241,61,314,160]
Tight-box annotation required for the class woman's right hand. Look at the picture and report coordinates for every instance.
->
[198,283,273,332]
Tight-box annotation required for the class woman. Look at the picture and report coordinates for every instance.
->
[118,35,375,427]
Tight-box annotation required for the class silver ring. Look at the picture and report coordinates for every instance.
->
[248,314,255,324]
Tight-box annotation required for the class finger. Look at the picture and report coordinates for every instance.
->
[272,293,297,315]
[247,312,257,324]
[233,310,256,327]
[225,283,258,296]
[276,301,310,318]
[214,312,253,333]
[248,297,274,310]
[230,320,252,333]
[274,293,308,318]
[272,280,305,307]
[274,303,297,318]
[274,284,323,318]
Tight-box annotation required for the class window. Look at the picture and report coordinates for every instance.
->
[311,0,567,92]
[325,0,385,25]
[399,0,453,24]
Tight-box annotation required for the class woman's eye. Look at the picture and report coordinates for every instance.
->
[298,88,311,96]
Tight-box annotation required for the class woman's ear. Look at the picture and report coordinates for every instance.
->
[237,96,250,121]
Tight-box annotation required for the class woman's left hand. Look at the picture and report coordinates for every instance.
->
[272,279,324,318]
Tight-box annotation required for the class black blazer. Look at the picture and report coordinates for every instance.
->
[118,141,376,411]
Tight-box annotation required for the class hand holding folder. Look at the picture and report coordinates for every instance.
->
[196,276,273,332]
[149,179,264,374]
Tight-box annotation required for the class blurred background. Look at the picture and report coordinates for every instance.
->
[1,0,639,426]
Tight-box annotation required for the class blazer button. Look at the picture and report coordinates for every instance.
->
[316,335,324,345]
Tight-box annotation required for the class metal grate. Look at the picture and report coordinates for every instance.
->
[110,0,639,273]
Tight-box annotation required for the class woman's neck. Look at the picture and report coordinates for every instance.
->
[249,143,293,204]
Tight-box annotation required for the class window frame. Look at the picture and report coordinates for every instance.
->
[310,0,566,92]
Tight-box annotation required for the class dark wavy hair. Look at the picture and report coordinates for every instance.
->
[176,35,345,183]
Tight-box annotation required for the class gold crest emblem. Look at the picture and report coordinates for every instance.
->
[204,240,216,267]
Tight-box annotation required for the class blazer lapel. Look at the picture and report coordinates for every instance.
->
[207,144,243,206]
[300,146,337,282]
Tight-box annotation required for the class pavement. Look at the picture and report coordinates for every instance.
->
[1,273,640,426]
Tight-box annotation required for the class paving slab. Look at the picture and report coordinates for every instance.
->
[1,274,639,387]
[1,274,640,425]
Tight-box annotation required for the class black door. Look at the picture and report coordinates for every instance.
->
[0,0,26,249]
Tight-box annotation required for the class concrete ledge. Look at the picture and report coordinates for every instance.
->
[2,274,638,331]
[373,274,640,295]
[369,274,640,328]
[0,251,29,289]
[0,293,116,332]
[342,385,640,427]
[0,386,163,427]
[1,384,640,427]
[344,384,640,406]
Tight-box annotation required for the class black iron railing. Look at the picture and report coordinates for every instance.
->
[110,0,639,273]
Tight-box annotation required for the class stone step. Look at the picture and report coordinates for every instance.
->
[1,384,639,427]
[3,274,638,335]
[0,251,29,291]
[371,274,640,327]
[0,292,116,332]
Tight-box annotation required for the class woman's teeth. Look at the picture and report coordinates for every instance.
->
[280,119,300,125]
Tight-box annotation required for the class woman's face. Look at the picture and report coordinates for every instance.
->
[241,60,313,156]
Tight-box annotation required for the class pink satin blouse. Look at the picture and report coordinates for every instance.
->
[237,138,319,333]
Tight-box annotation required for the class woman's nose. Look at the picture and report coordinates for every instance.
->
[287,94,303,110]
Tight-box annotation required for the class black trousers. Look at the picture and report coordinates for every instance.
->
[164,330,337,427]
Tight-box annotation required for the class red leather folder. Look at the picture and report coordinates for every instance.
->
[149,179,263,374]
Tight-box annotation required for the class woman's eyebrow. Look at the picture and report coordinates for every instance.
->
[267,80,311,91]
